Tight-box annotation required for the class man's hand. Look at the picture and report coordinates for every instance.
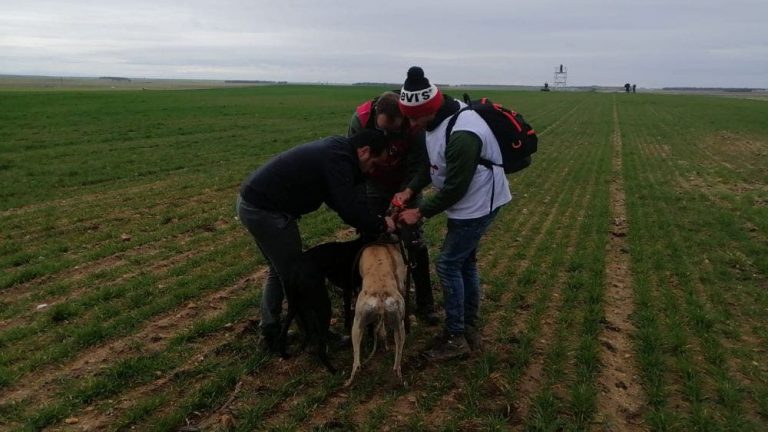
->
[392,188,414,208]
[384,216,397,233]
[398,208,423,225]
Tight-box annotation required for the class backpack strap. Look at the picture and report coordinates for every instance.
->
[445,105,499,214]
[445,106,501,171]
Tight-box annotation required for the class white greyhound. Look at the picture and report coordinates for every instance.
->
[345,242,407,387]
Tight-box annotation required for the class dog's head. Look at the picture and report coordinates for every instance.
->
[375,231,400,244]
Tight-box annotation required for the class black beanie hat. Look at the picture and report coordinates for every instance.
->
[398,66,443,118]
[403,66,431,91]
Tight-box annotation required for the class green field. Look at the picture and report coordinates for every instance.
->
[1,85,767,431]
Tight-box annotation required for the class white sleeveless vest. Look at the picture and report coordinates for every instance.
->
[425,102,512,219]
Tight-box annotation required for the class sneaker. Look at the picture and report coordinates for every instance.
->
[465,326,483,351]
[425,333,470,360]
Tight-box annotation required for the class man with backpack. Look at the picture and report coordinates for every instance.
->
[394,66,512,360]
[348,91,439,326]
[238,129,395,352]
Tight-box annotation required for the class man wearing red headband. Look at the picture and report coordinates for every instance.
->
[348,91,439,326]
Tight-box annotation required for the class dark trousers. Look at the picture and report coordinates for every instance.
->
[237,195,302,330]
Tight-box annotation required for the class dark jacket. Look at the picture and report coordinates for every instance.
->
[240,136,383,233]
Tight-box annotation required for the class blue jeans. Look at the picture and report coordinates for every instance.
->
[436,208,500,335]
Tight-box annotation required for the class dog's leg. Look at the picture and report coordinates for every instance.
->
[318,340,336,374]
[313,321,336,374]
[317,290,336,374]
[393,315,406,383]
[345,310,365,387]
[279,308,296,359]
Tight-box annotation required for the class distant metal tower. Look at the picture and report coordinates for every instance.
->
[553,64,567,89]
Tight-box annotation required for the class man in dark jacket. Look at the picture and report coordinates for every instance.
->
[238,129,393,351]
[348,92,439,325]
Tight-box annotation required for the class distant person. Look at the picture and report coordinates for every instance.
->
[348,91,439,325]
[394,66,512,360]
[624,83,631,93]
[632,84,637,93]
[237,130,395,352]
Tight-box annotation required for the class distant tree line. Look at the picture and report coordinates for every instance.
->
[99,76,131,82]
[353,82,400,86]
[662,87,762,92]
[225,80,287,84]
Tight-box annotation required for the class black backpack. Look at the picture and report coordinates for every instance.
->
[445,94,538,174]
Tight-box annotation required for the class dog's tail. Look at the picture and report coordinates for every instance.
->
[359,293,403,324]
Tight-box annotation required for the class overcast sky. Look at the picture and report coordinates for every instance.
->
[1,0,766,88]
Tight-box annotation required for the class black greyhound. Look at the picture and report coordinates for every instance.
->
[279,236,367,373]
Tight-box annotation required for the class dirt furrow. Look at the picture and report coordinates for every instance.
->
[593,98,646,431]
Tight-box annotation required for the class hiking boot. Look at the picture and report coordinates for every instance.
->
[259,324,281,354]
[465,326,483,351]
[416,308,440,327]
[425,333,470,360]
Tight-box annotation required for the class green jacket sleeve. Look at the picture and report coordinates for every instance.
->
[347,113,363,137]
[419,131,482,218]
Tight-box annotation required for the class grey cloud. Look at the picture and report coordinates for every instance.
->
[0,0,766,87]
